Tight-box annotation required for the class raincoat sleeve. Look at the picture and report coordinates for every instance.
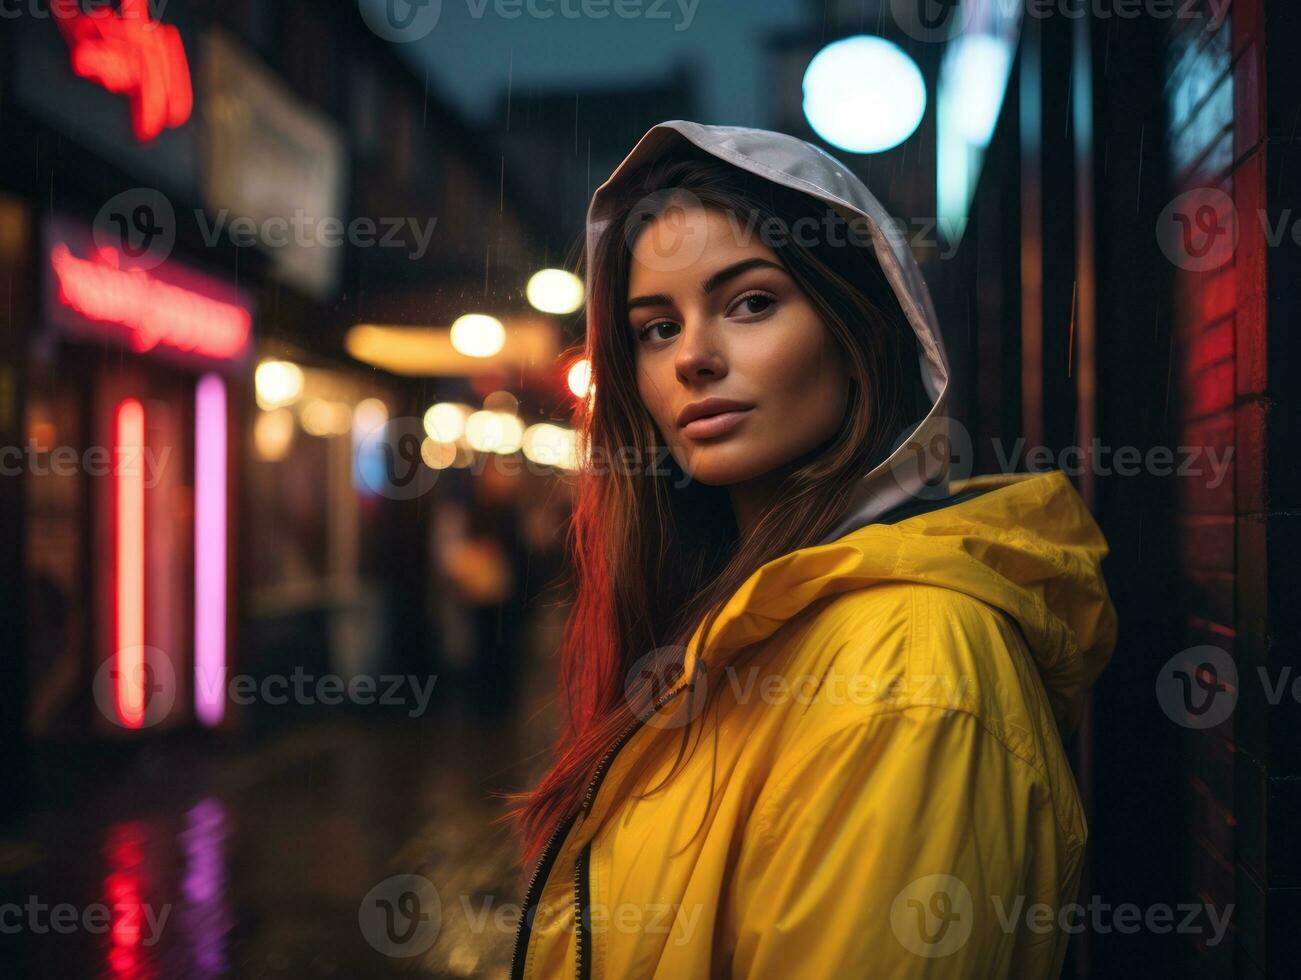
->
[729,703,1069,978]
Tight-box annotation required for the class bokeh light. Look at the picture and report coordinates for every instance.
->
[450,313,505,358]
[802,35,926,154]
[526,268,584,315]
[254,360,304,410]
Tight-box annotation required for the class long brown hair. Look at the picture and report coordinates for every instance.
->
[500,145,931,866]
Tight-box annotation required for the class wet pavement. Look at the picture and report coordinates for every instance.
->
[1,613,565,979]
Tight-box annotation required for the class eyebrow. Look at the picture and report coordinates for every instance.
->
[626,257,786,312]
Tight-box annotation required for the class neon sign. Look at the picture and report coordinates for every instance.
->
[54,0,193,142]
[114,397,146,730]
[194,374,228,728]
[49,243,251,361]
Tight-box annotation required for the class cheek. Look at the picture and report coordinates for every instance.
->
[635,360,675,435]
[753,318,847,423]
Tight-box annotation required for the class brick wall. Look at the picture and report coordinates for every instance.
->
[1166,1,1238,968]
[1165,1,1296,975]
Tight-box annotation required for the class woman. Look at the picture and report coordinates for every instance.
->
[503,121,1117,979]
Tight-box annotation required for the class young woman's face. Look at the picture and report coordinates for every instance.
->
[627,204,850,487]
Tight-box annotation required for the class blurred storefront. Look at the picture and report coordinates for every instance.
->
[0,0,565,814]
[25,214,253,739]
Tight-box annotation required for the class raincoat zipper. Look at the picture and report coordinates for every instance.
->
[509,683,688,980]
[573,841,593,980]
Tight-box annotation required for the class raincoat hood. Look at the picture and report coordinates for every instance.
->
[586,119,952,543]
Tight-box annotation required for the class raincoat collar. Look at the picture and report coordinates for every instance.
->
[669,470,1115,738]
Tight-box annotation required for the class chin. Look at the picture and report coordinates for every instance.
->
[671,442,774,486]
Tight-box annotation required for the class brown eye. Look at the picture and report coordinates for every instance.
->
[729,291,776,318]
[638,320,680,344]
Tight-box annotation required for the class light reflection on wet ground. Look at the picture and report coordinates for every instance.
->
[4,649,562,978]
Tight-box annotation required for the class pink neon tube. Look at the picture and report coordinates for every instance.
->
[194,374,227,727]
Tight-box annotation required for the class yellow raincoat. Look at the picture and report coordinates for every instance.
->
[512,469,1116,979]
[512,122,1117,978]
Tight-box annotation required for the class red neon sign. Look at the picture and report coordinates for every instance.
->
[54,0,193,143]
[50,243,251,361]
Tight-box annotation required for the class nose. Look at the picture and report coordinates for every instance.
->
[674,316,727,384]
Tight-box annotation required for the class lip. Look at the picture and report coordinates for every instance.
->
[676,398,754,439]
[676,397,755,429]
[681,409,752,439]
